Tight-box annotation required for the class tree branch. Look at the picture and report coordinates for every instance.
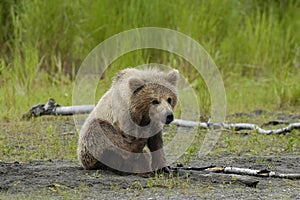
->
[22,98,300,135]
[207,167,300,180]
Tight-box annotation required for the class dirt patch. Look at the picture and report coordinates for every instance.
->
[1,156,299,199]
[1,110,299,199]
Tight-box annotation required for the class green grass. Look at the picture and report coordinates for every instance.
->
[1,114,299,163]
[0,0,299,165]
[0,0,299,121]
[0,116,78,161]
[179,128,300,165]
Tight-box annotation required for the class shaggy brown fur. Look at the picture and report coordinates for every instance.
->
[77,68,179,177]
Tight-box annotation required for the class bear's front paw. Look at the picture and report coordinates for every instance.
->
[155,166,171,174]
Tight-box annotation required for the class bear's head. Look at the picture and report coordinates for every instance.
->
[128,69,179,127]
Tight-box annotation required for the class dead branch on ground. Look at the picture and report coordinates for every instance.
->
[22,98,300,135]
[172,164,300,180]
[207,166,300,180]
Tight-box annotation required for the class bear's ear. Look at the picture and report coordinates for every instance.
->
[165,69,179,86]
[129,78,144,92]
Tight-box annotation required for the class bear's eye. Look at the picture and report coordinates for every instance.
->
[167,97,172,104]
[152,99,159,105]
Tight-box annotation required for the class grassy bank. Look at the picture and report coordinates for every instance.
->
[0,3,299,199]
[0,0,299,120]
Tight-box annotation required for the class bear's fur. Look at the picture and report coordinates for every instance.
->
[77,68,179,177]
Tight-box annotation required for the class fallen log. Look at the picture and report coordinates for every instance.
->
[206,167,300,180]
[171,164,259,187]
[171,164,300,188]
[22,98,94,118]
[221,122,300,135]
[172,164,300,180]
[22,98,300,135]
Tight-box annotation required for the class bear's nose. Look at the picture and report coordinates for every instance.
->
[165,113,174,124]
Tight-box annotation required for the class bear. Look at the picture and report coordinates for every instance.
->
[77,68,179,177]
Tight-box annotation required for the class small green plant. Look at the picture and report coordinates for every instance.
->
[183,145,198,164]
[224,136,234,152]
[147,177,154,188]
[284,136,298,152]
[129,180,145,196]
[89,170,102,179]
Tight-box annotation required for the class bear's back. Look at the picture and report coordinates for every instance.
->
[113,68,176,90]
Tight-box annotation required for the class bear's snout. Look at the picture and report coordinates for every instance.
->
[165,112,174,124]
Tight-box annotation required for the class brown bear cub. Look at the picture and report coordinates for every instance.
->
[77,68,179,177]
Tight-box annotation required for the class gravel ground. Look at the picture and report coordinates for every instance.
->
[1,156,299,199]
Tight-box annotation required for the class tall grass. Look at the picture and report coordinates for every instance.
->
[0,0,299,120]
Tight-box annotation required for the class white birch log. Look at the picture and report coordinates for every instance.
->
[23,99,300,135]
[205,167,300,180]
[172,120,300,135]
[54,105,95,115]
